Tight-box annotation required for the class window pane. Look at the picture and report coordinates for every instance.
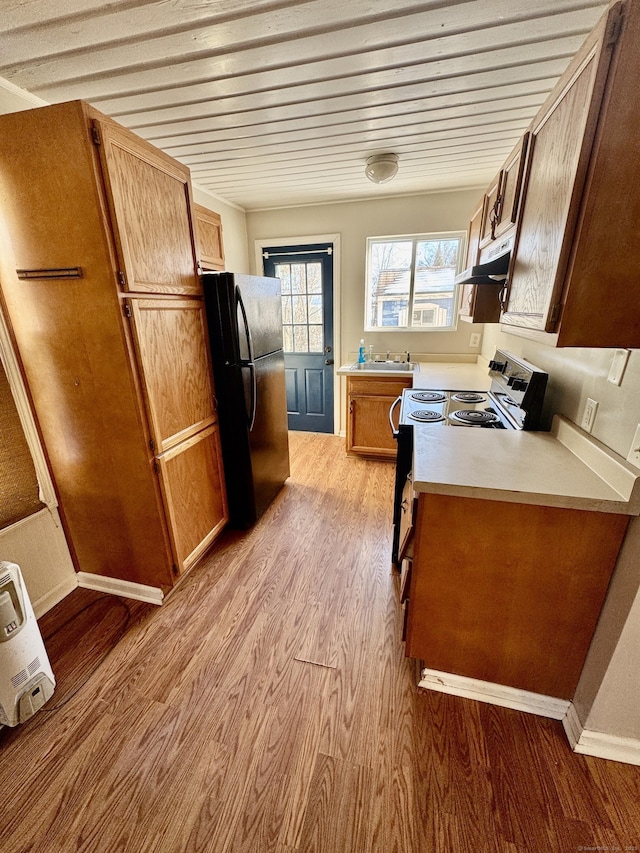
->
[293,325,309,352]
[275,263,291,294]
[366,234,462,330]
[412,238,461,328]
[281,295,292,324]
[307,262,322,293]
[282,325,294,352]
[308,325,323,352]
[367,241,413,328]
[307,294,322,324]
[291,263,306,294]
[292,295,307,324]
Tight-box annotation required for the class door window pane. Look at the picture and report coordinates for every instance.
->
[307,262,322,293]
[291,263,306,294]
[293,325,309,352]
[308,325,323,352]
[276,263,291,294]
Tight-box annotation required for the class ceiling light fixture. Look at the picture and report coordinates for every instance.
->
[365,153,399,184]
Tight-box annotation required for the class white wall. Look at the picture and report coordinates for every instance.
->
[247,190,482,434]
[246,189,482,363]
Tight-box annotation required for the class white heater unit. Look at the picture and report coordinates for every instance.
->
[0,561,55,727]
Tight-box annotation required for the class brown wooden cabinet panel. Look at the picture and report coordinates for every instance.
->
[346,375,411,458]
[406,493,629,699]
[458,200,483,322]
[494,133,529,239]
[193,203,225,271]
[96,118,201,295]
[502,54,598,331]
[500,3,640,347]
[0,100,228,594]
[128,297,216,451]
[479,170,503,247]
[157,424,228,575]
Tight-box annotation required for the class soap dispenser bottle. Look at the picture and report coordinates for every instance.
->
[358,339,366,363]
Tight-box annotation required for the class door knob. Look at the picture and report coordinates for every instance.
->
[325,358,334,365]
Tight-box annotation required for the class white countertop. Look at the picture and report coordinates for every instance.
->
[337,357,489,386]
[412,415,640,515]
[411,361,490,391]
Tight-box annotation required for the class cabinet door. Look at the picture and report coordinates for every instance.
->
[501,53,599,331]
[127,298,216,451]
[479,170,503,247]
[348,394,398,457]
[194,203,225,270]
[494,133,529,238]
[458,200,483,320]
[95,119,200,295]
[157,424,228,574]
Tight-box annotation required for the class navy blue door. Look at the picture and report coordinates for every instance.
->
[263,244,334,433]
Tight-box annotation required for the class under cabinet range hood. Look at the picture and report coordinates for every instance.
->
[455,236,513,286]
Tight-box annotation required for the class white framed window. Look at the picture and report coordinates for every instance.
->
[365,232,466,331]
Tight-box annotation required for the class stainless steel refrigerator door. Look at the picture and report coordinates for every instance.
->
[247,349,290,519]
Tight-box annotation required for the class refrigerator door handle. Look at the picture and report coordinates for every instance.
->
[247,360,257,431]
[236,287,257,430]
[236,286,255,364]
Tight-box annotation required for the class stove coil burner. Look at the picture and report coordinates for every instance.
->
[450,409,500,426]
[410,391,446,403]
[408,409,445,423]
[451,392,486,404]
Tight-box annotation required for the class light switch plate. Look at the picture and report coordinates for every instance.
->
[469,333,481,347]
[581,398,599,433]
[627,424,640,469]
[608,349,630,386]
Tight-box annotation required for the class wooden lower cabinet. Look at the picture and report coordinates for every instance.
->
[346,376,411,458]
[157,424,228,574]
[405,493,629,699]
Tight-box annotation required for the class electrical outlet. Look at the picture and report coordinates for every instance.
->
[469,333,481,347]
[607,349,630,386]
[581,398,599,433]
[627,424,640,469]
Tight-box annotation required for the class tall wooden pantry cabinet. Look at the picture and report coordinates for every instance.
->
[0,100,228,598]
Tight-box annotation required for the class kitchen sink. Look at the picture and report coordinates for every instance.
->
[351,361,416,372]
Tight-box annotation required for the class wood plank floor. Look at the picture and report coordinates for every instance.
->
[2,431,640,852]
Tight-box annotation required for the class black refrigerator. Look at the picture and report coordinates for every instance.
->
[202,272,290,528]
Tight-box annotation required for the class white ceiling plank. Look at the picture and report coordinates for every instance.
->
[0,0,611,208]
[1,2,604,93]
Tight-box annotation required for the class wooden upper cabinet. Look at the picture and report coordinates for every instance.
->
[502,49,601,333]
[95,118,201,295]
[193,203,225,271]
[459,201,482,322]
[494,134,529,239]
[127,298,216,452]
[502,1,640,347]
[479,170,503,247]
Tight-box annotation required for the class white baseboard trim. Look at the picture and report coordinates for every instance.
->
[33,574,79,618]
[418,667,570,720]
[77,572,164,605]
[563,703,640,766]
